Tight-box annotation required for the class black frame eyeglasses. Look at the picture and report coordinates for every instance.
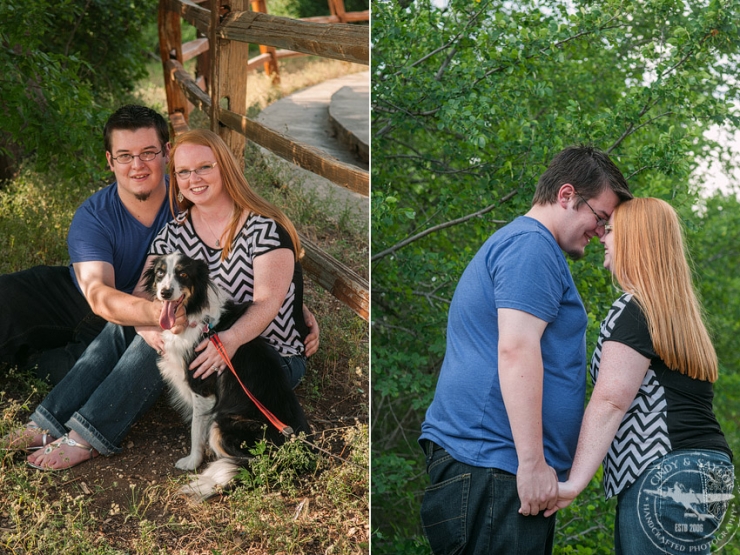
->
[111,150,162,164]
[574,191,609,228]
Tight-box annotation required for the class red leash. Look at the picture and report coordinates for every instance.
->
[208,331,294,437]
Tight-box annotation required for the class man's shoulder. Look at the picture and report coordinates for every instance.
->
[75,182,118,215]
[484,216,558,257]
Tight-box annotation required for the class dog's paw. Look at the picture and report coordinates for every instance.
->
[178,479,217,503]
[175,454,203,470]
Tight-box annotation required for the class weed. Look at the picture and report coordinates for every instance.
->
[126,483,159,523]
[238,433,317,494]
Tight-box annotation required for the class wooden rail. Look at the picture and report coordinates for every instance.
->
[159,0,368,321]
[164,58,368,195]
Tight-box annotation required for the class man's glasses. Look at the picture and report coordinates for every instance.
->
[175,162,218,180]
[575,191,609,227]
[111,150,162,164]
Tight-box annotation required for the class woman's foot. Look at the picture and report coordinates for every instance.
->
[27,431,97,470]
[0,422,54,452]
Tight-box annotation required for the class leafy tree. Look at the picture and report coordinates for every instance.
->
[371,0,740,551]
[267,0,368,19]
[0,0,154,182]
[689,191,740,372]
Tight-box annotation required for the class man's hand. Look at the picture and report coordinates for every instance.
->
[516,459,558,516]
[303,305,320,357]
[165,301,192,335]
[137,327,165,354]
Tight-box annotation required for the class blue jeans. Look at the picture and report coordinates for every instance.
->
[615,449,735,555]
[280,354,307,390]
[31,323,163,456]
[420,440,555,555]
[31,323,307,455]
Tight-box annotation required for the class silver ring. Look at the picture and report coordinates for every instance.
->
[211,365,218,371]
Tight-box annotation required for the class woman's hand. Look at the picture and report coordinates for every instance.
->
[303,305,320,357]
[190,329,240,379]
[544,480,580,517]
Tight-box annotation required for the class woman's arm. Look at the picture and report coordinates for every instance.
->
[190,247,294,378]
[544,341,650,516]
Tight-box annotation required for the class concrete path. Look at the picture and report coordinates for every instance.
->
[256,71,369,223]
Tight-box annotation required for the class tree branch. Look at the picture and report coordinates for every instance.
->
[626,164,662,180]
[606,98,660,153]
[435,47,458,81]
[383,153,486,176]
[387,0,493,80]
[608,32,712,153]
[372,189,518,262]
[64,0,92,57]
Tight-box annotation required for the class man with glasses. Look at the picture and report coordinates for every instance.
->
[0,105,175,384]
[419,146,633,554]
[0,105,318,384]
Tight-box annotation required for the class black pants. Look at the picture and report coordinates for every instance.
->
[0,265,106,385]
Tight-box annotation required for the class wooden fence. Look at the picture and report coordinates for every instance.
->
[158,0,368,321]
[249,0,369,83]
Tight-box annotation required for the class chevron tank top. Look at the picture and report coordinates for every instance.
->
[149,210,306,356]
[590,293,730,498]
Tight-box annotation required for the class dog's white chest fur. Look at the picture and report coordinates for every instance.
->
[157,287,226,416]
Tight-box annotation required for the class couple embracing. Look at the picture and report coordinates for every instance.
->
[419,146,734,555]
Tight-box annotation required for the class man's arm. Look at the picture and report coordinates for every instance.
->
[74,260,161,327]
[497,307,557,516]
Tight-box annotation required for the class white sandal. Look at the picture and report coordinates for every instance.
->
[27,434,97,471]
[0,422,53,452]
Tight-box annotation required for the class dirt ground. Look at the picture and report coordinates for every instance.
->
[2,360,367,549]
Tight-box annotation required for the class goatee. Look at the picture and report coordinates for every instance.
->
[135,192,151,202]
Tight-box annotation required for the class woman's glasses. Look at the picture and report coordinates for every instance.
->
[175,162,218,180]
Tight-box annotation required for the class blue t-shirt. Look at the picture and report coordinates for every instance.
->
[420,216,588,480]
[67,181,172,294]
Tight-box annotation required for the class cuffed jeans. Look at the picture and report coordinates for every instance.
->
[31,322,307,456]
[615,449,735,555]
[420,440,556,555]
[0,265,105,384]
[31,322,163,456]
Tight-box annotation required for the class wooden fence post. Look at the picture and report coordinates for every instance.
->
[250,0,280,84]
[328,0,348,23]
[159,0,190,133]
[210,0,248,166]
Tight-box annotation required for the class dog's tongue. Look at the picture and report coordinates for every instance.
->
[159,300,178,330]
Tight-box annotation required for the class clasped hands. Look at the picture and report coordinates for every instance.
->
[516,461,580,518]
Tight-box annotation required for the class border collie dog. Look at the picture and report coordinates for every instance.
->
[143,252,310,501]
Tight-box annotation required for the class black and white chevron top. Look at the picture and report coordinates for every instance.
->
[591,293,731,499]
[149,210,307,357]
